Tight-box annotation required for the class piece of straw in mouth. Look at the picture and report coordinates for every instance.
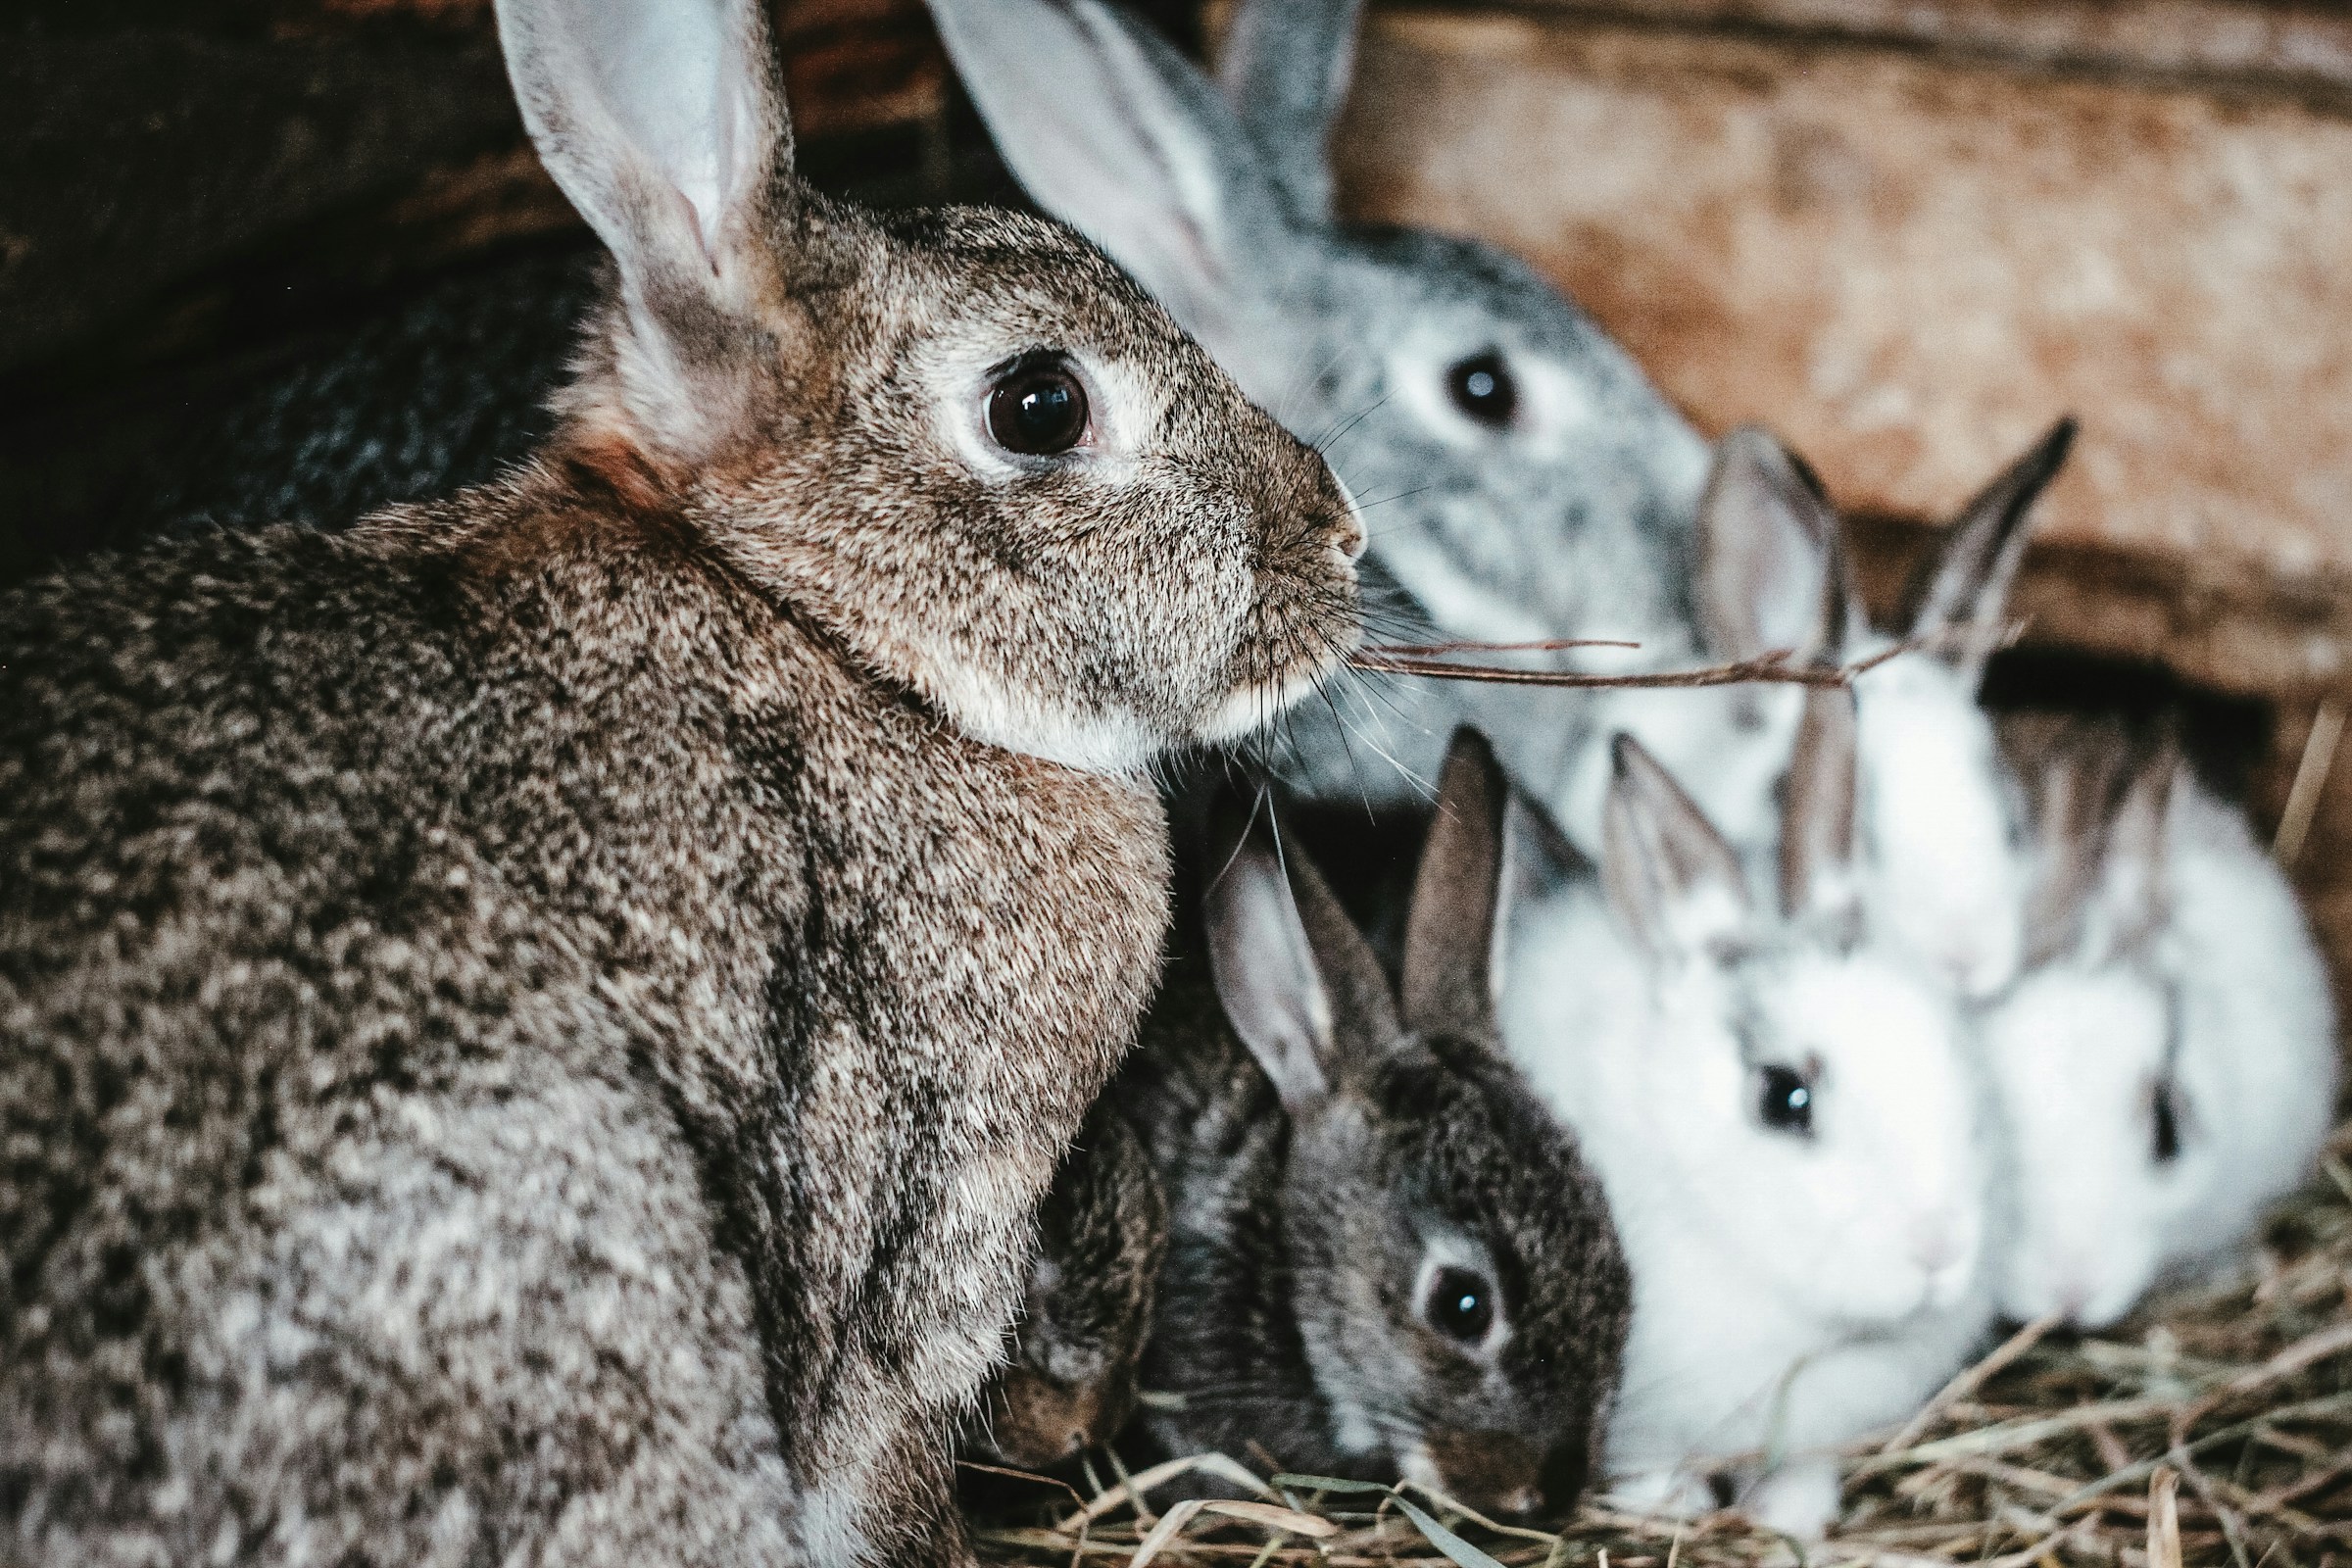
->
[1349,640,1920,690]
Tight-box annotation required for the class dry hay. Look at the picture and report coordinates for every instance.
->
[968,1121,2352,1568]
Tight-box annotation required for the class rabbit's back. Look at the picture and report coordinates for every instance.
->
[0,486,1174,1561]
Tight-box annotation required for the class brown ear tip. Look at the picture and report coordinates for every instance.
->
[1442,725,1500,778]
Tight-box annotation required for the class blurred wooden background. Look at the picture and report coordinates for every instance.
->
[3,0,2347,988]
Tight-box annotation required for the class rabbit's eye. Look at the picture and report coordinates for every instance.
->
[1757,1064,1815,1136]
[986,355,1091,457]
[1446,351,1518,429]
[1423,1265,1497,1346]
[2151,1079,2183,1164]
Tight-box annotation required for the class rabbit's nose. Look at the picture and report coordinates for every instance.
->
[1908,1209,1971,1282]
[1326,475,1368,563]
[1332,509,1367,564]
[1427,1430,1547,1518]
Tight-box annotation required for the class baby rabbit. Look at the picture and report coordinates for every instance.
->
[1502,690,1997,1540]
[928,0,1715,808]
[1116,731,1633,1520]
[1557,420,2073,999]
[0,0,1360,1562]
[1982,713,2339,1328]
[967,1099,1169,1470]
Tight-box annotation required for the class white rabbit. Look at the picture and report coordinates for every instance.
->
[1554,422,2074,1003]
[1501,688,1998,1540]
[1982,714,2339,1329]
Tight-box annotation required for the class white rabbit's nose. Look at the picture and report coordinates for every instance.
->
[1908,1210,1973,1297]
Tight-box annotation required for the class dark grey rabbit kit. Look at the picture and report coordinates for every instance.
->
[1113,733,1633,1521]
[0,0,1363,1561]
[965,1098,1169,1472]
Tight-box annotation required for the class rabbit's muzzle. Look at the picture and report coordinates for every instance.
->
[981,1363,1136,1468]
[1424,1429,1591,1520]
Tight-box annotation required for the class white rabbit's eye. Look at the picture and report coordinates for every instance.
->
[985,353,1091,457]
[2151,1079,2183,1164]
[1756,1064,1815,1137]
[1423,1265,1497,1346]
[1445,351,1518,429]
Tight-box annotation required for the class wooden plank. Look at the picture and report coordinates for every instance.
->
[1485,0,2352,103]
[1332,9,2352,703]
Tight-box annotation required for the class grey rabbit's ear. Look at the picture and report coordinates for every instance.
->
[926,0,1300,384]
[496,0,794,453]
[1204,795,1337,1116]
[1215,0,1366,221]
[1602,733,1751,961]
[1695,426,1857,662]
[1903,416,2077,681]
[1779,684,1861,928]
[1202,792,1401,1113]
[1402,728,1509,1041]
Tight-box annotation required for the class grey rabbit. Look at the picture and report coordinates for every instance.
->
[927,0,1714,808]
[0,0,1362,1562]
[965,1098,1169,1470]
[1114,731,1633,1519]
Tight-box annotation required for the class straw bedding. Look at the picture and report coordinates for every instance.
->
[968,1119,2352,1568]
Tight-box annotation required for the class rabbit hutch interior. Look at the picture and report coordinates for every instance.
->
[3,0,2351,1563]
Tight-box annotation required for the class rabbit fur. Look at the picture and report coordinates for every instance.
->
[1115,731,1633,1521]
[1982,714,2339,1329]
[0,0,1364,1560]
[1552,421,2074,1004]
[1500,693,1998,1540]
[965,1098,1169,1471]
[926,0,1716,812]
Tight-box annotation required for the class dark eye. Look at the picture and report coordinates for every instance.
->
[985,355,1091,456]
[1757,1064,1814,1136]
[1423,1265,1496,1346]
[1446,351,1518,429]
[2152,1079,2182,1164]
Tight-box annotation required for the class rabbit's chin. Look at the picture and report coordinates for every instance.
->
[1192,651,1350,750]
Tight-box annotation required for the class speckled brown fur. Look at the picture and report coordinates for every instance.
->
[0,0,1360,1562]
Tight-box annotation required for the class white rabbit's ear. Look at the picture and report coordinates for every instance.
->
[1602,733,1750,960]
[1216,0,1364,221]
[1694,426,1855,661]
[1905,417,2076,681]
[497,0,794,450]
[1203,797,1336,1117]
[927,0,1301,383]
[1402,728,1509,1040]
[1780,684,1861,927]
[2084,739,2180,962]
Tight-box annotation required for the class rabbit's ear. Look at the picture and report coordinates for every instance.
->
[1401,728,1509,1040]
[1695,427,1854,661]
[1779,684,1861,927]
[927,0,1299,382]
[496,0,793,450]
[1203,796,1337,1117]
[1602,733,1750,960]
[1903,417,2077,681]
[1216,0,1364,221]
[2087,737,2180,961]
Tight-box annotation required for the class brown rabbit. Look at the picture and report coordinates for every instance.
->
[0,0,1361,1562]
